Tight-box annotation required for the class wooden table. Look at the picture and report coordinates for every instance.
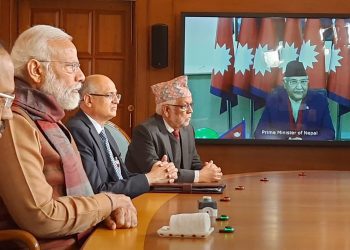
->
[82,171,350,250]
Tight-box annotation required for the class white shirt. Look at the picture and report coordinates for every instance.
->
[85,113,104,134]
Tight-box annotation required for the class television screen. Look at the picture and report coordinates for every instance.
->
[182,12,350,144]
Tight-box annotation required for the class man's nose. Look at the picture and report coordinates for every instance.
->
[75,67,85,83]
[295,82,304,89]
[187,106,193,113]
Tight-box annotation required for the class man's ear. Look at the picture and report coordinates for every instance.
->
[83,94,93,108]
[282,77,288,89]
[27,59,44,87]
[162,105,170,118]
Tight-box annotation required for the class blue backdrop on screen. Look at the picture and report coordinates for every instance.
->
[182,13,350,142]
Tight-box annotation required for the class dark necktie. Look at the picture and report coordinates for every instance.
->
[172,129,180,140]
[99,129,123,180]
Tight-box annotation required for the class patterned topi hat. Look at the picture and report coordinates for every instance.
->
[151,75,192,104]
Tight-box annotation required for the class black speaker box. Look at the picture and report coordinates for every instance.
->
[151,24,168,69]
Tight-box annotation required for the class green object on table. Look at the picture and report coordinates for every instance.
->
[216,215,229,221]
[219,226,235,233]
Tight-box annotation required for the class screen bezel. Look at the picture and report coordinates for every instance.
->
[180,12,350,146]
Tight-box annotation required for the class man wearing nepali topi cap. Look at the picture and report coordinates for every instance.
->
[126,75,223,183]
[254,60,335,140]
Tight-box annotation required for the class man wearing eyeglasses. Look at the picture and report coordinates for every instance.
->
[254,60,335,140]
[126,75,223,183]
[0,25,137,248]
[67,74,178,198]
[0,45,15,139]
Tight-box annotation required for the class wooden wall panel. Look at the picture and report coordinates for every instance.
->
[95,11,124,55]
[63,10,93,56]
[0,0,17,50]
[133,0,150,125]
[146,0,174,116]
[93,9,132,134]
[31,9,59,26]
[0,0,9,48]
[196,143,350,174]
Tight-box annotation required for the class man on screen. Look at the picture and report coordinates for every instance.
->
[254,60,335,140]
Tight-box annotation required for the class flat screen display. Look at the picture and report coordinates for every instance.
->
[182,12,350,144]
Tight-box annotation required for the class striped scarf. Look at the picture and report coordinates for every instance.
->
[13,79,93,196]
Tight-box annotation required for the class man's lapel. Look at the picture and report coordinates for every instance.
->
[156,116,174,162]
[79,111,118,180]
[180,127,189,169]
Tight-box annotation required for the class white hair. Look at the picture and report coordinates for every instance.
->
[11,25,72,79]
[155,99,177,115]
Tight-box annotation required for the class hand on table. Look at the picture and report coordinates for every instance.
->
[145,155,178,184]
[198,160,223,182]
[104,194,137,229]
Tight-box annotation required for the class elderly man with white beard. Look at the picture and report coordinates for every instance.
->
[0,44,14,139]
[0,25,137,249]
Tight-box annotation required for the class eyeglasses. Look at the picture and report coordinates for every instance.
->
[38,60,81,74]
[0,92,15,109]
[167,103,194,112]
[287,79,308,88]
[89,93,121,102]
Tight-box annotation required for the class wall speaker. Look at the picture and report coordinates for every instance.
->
[151,24,168,69]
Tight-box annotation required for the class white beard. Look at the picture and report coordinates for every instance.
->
[40,67,81,110]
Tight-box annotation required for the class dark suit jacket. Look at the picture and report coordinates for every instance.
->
[254,87,335,140]
[125,114,202,183]
[67,110,149,198]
